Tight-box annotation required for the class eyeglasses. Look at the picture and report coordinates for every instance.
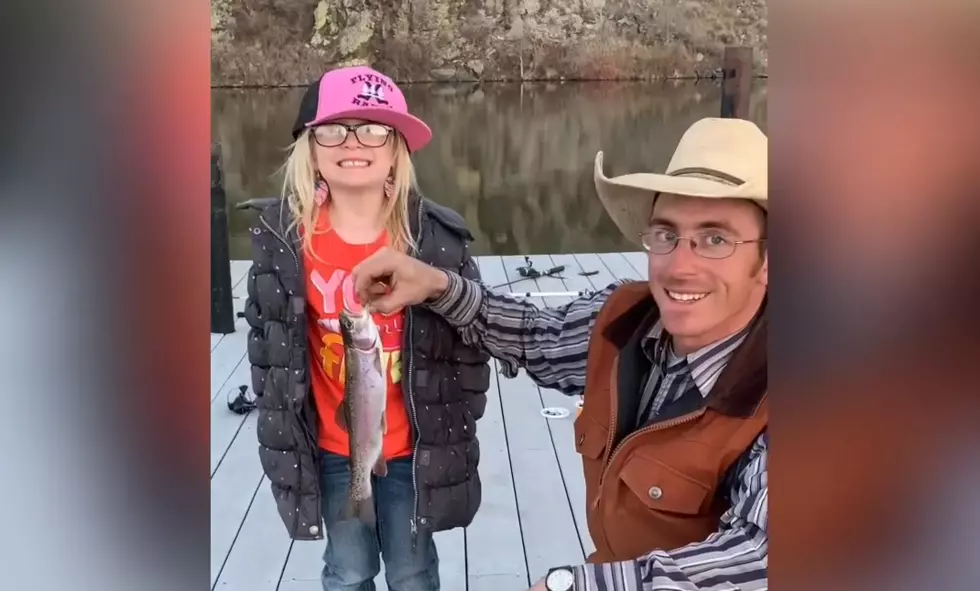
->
[312,122,392,148]
[639,228,766,260]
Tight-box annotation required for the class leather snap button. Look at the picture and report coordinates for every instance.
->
[648,486,663,500]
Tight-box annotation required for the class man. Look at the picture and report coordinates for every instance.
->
[353,118,769,591]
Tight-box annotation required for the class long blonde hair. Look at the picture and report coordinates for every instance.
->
[280,129,418,259]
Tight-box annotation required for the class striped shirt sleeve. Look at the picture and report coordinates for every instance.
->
[571,432,769,591]
[424,271,628,397]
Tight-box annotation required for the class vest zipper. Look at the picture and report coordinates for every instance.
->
[406,305,420,546]
[259,216,300,275]
[259,214,324,539]
[405,197,425,546]
[592,407,707,510]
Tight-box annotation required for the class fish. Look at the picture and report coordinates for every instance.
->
[336,305,388,527]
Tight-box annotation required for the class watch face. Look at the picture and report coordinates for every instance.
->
[546,568,574,591]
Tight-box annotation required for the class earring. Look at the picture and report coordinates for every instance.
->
[384,175,395,199]
[314,180,329,206]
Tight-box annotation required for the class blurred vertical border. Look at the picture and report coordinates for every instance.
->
[769,1,980,589]
[0,0,210,589]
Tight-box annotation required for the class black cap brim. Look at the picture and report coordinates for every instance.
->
[291,77,322,140]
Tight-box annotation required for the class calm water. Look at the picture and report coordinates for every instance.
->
[212,81,767,260]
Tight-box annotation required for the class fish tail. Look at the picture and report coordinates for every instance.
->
[372,455,388,478]
[345,495,377,527]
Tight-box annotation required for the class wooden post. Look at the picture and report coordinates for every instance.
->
[211,144,235,334]
[720,47,753,119]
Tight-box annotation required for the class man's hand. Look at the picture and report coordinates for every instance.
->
[527,578,547,591]
[351,246,450,315]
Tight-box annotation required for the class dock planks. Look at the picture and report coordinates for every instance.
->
[210,252,647,590]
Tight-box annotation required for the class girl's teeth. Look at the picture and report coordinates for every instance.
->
[339,160,369,168]
[668,291,708,302]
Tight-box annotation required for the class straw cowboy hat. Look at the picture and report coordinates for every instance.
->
[594,117,768,247]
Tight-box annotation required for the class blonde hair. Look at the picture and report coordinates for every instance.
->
[280,129,418,259]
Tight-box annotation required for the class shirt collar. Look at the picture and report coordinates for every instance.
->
[641,320,751,370]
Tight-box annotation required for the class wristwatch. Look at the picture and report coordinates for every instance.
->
[545,566,575,591]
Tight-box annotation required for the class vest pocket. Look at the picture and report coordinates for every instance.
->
[573,416,608,460]
[619,453,711,515]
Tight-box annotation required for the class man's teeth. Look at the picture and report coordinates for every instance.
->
[667,290,708,302]
[339,160,370,168]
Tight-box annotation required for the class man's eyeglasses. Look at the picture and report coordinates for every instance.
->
[639,228,765,260]
[312,122,393,148]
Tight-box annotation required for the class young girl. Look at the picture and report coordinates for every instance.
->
[244,66,491,591]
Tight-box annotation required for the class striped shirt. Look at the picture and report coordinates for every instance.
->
[427,274,768,591]
[636,321,750,427]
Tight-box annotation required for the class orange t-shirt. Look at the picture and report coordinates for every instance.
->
[303,224,412,460]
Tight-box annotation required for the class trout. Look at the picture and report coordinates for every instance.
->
[336,306,388,527]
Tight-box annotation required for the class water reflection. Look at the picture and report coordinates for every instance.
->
[212,81,767,259]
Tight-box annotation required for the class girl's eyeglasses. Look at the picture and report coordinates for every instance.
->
[312,122,392,148]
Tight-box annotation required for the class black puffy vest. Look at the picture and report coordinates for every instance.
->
[245,193,491,541]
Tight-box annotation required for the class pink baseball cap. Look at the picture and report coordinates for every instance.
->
[303,66,432,152]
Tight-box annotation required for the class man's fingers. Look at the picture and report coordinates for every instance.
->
[367,282,388,298]
[355,280,389,310]
[352,248,411,313]
[352,254,392,297]
[364,294,403,316]
[370,282,390,306]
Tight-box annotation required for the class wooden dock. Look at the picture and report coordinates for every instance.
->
[210,252,649,591]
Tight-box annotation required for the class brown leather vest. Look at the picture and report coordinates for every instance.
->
[574,282,768,563]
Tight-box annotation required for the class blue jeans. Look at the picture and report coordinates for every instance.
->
[319,450,439,591]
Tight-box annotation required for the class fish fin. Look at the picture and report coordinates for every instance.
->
[381,410,387,435]
[346,496,377,527]
[373,348,383,375]
[335,400,349,433]
[372,456,388,478]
